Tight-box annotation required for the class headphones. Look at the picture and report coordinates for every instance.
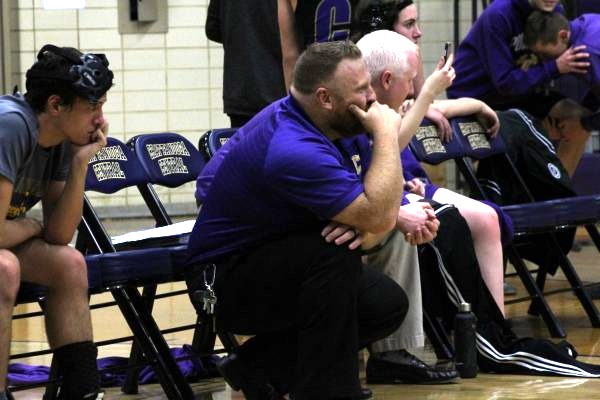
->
[26,44,114,103]
[357,0,398,34]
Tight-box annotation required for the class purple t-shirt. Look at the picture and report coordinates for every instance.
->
[187,95,371,264]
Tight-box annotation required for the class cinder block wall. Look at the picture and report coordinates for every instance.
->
[9,0,478,213]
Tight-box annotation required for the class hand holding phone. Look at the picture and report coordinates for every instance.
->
[443,41,453,63]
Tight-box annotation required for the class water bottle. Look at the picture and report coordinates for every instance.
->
[454,302,478,378]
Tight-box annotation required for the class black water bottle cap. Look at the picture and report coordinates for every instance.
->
[459,302,471,312]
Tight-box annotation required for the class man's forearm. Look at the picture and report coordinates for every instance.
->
[430,98,485,119]
[278,0,299,90]
[398,88,436,150]
[362,132,403,230]
[0,218,42,249]
[43,161,87,245]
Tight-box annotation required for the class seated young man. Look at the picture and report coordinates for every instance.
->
[187,41,411,400]
[524,10,600,121]
[0,44,113,400]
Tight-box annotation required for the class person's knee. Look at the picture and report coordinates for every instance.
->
[482,205,501,237]
[388,284,409,328]
[0,250,20,305]
[50,247,88,292]
[359,267,409,337]
[470,205,501,241]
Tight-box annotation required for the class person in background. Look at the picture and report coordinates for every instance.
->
[206,0,298,127]
[524,10,600,115]
[447,0,593,176]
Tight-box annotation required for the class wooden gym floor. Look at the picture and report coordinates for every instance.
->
[9,228,600,399]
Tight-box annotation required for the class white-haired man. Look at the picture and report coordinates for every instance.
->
[358,28,600,380]
[353,30,461,384]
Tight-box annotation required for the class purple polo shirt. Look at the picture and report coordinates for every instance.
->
[188,95,370,264]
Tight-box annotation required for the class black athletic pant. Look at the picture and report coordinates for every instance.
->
[213,231,408,400]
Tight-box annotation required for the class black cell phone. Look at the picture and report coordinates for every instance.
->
[443,41,452,62]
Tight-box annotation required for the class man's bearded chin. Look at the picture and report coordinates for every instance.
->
[331,112,366,138]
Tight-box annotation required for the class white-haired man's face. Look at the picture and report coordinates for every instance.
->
[375,50,419,111]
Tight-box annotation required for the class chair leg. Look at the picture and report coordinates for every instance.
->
[527,264,548,317]
[585,224,600,253]
[218,332,240,353]
[121,284,158,395]
[191,314,217,356]
[41,355,60,400]
[507,246,566,338]
[112,286,193,400]
[548,234,600,328]
[423,310,454,360]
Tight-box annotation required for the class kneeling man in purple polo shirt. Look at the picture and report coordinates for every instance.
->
[187,41,414,400]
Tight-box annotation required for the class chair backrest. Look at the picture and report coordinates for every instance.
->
[409,118,466,165]
[129,132,205,188]
[198,128,238,160]
[448,116,537,202]
[81,137,156,255]
[86,137,150,193]
[450,117,507,160]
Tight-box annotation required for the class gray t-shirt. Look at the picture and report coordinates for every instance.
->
[0,94,71,219]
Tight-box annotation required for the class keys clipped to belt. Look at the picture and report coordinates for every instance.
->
[201,264,217,315]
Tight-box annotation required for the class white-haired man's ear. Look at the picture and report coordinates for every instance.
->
[380,70,394,90]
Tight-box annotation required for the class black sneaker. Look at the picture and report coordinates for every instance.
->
[366,350,459,384]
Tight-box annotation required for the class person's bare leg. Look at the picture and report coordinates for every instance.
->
[432,189,505,316]
[14,239,91,348]
[0,250,20,392]
[547,99,592,177]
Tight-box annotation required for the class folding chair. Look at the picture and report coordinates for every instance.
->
[9,138,197,399]
[112,132,212,393]
[78,137,195,399]
[451,117,600,335]
[409,118,567,337]
[411,116,600,337]
[198,128,238,161]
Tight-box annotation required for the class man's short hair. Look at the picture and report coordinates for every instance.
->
[292,40,363,95]
[356,30,417,81]
[25,44,114,114]
[524,11,570,47]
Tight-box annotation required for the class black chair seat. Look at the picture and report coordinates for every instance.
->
[85,245,189,289]
[503,195,600,234]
